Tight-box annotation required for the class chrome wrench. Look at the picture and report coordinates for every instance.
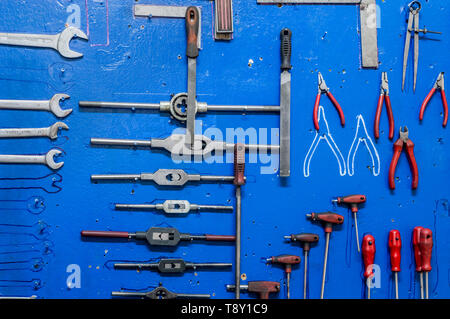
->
[0,122,68,140]
[0,149,64,170]
[0,94,72,118]
[0,26,88,58]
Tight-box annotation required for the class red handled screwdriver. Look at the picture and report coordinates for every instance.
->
[413,226,424,299]
[419,228,433,299]
[332,194,366,252]
[266,254,301,299]
[233,143,245,299]
[362,234,376,299]
[388,230,401,299]
[306,212,344,299]
[284,233,319,299]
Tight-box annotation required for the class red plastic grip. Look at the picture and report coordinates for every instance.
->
[384,95,395,140]
[185,6,199,58]
[413,226,423,272]
[405,139,419,189]
[388,140,403,190]
[388,230,402,272]
[270,255,301,270]
[374,95,384,139]
[205,234,236,241]
[81,230,130,238]
[247,281,280,299]
[419,88,436,121]
[419,228,433,272]
[313,93,321,130]
[309,212,344,233]
[441,90,448,127]
[327,92,345,127]
[233,143,245,186]
[362,234,376,278]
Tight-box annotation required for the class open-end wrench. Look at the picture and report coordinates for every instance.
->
[0,122,68,140]
[0,27,88,59]
[0,94,72,118]
[0,149,64,170]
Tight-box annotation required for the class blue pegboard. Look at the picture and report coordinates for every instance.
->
[0,0,448,299]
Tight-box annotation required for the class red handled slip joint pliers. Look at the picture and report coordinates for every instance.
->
[419,72,448,127]
[313,72,345,130]
[374,72,394,139]
[388,126,419,190]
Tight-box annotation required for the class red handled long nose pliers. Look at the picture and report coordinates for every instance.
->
[388,126,419,190]
[313,72,345,130]
[419,72,448,127]
[374,72,394,139]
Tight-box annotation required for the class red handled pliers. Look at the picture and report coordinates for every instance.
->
[374,72,394,139]
[419,72,448,127]
[388,126,419,190]
[313,72,345,130]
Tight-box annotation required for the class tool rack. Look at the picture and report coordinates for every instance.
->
[0,0,448,299]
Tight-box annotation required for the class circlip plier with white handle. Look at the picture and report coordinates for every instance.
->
[313,72,345,131]
[374,72,394,139]
[420,72,448,127]
[388,126,419,190]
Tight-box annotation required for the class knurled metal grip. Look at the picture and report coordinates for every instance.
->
[280,28,292,71]
[234,143,245,186]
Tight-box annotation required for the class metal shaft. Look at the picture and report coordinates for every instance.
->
[420,272,424,299]
[367,284,371,299]
[304,251,308,299]
[112,291,146,297]
[79,101,161,110]
[394,272,399,299]
[425,272,429,299]
[354,212,360,253]
[286,272,290,299]
[320,232,330,299]
[91,138,151,147]
[235,186,241,299]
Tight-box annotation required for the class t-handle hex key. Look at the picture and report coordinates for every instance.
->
[332,194,366,253]
[284,233,319,299]
[226,281,280,299]
[91,168,244,187]
[81,227,235,247]
[266,254,300,299]
[307,212,344,299]
[112,285,210,299]
[114,258,231,273]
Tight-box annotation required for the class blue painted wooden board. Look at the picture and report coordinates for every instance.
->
[0,0,448,299]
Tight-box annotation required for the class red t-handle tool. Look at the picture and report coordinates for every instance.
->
[283,233,319,299]
[413,226,424,299]
[332,194,366,252]
[233,143,245,299]
[419,228,433,299]
[307,212,344,299]
[266,255,301,299]
[226,281,280,299]
[362,234,376,299]
[388,230,402,299]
